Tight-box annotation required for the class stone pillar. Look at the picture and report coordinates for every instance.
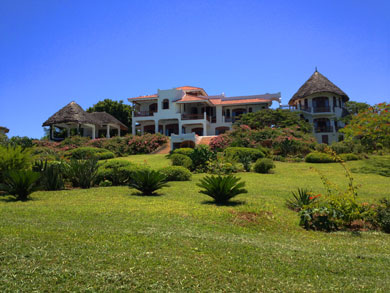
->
[106,125,110,138]
[91,125,96,139]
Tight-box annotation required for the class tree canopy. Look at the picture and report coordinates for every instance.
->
[87,99,133,133]
[341,102,390,149]
[342,101,371,124]
[234,109,312,133]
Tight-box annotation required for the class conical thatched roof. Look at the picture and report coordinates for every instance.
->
[289,70,349,105]
[89,112,128,130]
[42,101,103,127]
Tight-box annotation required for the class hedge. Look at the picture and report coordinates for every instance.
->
[253,158,275,173]
[160,166,192,181]
[224,147,265,162]
[305,152,334,163]
[170,154,193,169]
[65,147,115,160]
[96,159,148,185]
[172,148,194,157]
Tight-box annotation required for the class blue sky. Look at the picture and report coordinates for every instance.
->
[0,0,389,138]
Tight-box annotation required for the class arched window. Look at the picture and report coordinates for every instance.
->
[162,99,169,110]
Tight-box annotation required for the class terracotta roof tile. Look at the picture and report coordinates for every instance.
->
[128,94,158,101]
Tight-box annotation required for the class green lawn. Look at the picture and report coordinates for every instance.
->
[1,157,390,291]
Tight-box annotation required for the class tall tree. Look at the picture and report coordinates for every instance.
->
[341,102,390,149]
[87,99,133,133]
[235,109,312,133]
[342,101,371,124]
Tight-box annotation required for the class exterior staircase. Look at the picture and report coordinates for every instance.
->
[152,143,171,154]
[197,136,216,146]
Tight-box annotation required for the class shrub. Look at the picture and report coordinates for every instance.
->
[286,188,318,211]
[0,146,32,183]
[128,169,169,195]
[8,136,35,149]
[31,146,60,161]
[224,147,264,163]
[160,166,192,181]
[339,153,359,161]
[172,148,194,157]
[96,160,147,186]
[305,152,334,163]
[0,170,40,201]
[189,145,216,172]
[253,158,275,174]
[126,133,168,155]
[207,158,243,175]
[376,198,390,233]
[59,136,90,148]
[170,154,193,169]
[99,180,113,187]
[33,160,65,191]
[209,134,233,151]
[299,206,340,231]
[197,175,247,204]
[65,159,99,188]
[65,147,115,160]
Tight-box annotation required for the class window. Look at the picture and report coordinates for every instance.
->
[226,109,230,117]
[248,107,252,113]
[162,99,169,110]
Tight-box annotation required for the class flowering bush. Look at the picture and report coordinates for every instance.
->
[209,134,232,151]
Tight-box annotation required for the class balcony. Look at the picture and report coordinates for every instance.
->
[313,106,331,113]
[300,106,312,112]
[181,114,204,120]
[134,111,155,117]
[315,126,334,133]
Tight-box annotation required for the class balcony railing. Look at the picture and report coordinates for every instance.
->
[134,111,155,117]
[300,106,312,112]
[313,106,331,113]
[181,114,204,120]
[315,126,334,133]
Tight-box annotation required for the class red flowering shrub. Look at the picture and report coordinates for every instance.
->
[209,134,232,151]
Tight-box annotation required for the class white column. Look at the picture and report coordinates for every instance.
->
[51,125,55,140]
[106,125,110,138]
[91,125,96,139]
[216,105,223,124]
[203,122,207,136]
[132,122,136,135]
[155,120,159,134]
[141,124,144,135]
[163,124,166,136]
[178,123,182,135]
[117,126,121,137]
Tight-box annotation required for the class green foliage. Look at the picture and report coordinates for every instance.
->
[197,175,247,203]
[160,166,192,181]
[189,145,216,172]
[96,160,147,186]
[170,154,193,170]
[224,147,265,163]
[99,180,113,187]
[172,148,194,157]
[286,188,318,211]
[65,159,99,189]
[341,102,390,149]
[0,145,32,183]
[87,99,133,133]
[253,158,275,174]
[59,136,90,147]
[0,133,8,146]
[8,136,35,149]
[235,108,312,133]
[33,160,65,191]
[31,146,60,161]
[342,101,371,124]
[339,153,359,161]
[376,198,390,233]
[128,169,168,195]
[65,147,115,160]
[0,170,40,201]
[330,140,365,154]
[352,156,390,177]
[207,160,243,175]
[305,152,334,163]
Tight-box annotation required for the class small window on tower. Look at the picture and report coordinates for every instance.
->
[162,99,169,110]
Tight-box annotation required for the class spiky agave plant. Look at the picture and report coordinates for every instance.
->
[0,170,40,201]
[285,188,316,211]
[129,169,169,195]
[197,175,247,204]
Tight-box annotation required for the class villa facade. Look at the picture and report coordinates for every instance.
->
[287,70,349,144]
[128,86,281,148]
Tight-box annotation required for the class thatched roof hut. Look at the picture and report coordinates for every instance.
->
[289,70,349,105]
[42,101,127,140]
[0,126,9,134]
[42,101,102,127]
[89,112,128,131]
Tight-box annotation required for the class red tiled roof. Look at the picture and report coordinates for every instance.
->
[176,86,204,91]
[216,98,271,105]
[175,94,209,103]
[128,94,158,101]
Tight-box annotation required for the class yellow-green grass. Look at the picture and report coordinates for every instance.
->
[1,157,390,291]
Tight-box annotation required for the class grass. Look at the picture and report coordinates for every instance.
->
[1,157,390,291]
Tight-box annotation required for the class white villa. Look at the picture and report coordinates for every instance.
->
[287,70,349,144]
[128,86,281,148]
